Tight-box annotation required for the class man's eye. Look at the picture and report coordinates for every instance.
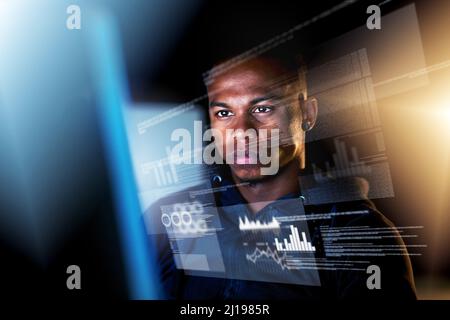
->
[215,110,234,118]
[253,106,273,113]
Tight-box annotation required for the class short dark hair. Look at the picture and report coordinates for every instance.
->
[203,41,307,96]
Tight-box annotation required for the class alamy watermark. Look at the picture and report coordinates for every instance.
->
[169,121,280,175]
[66,5,81,30]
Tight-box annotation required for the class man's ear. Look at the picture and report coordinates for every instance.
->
[298,93,318,131]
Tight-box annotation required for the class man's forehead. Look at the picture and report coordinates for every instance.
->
[207,56,298,94]
[209,70,272,92]
[208,86,286,108]
[208,68,290,99]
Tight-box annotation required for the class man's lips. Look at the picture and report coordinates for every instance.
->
[235,155,254,165]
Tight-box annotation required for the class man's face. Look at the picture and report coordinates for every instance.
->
[207,58,304,182]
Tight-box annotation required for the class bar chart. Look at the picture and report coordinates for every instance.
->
[275,225,316,252]
[312,137,371,182]
[141,146,179,186]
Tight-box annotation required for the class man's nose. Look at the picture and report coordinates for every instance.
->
[227,114,259,150]
[232,113,256,133]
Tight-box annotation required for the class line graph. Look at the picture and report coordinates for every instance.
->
[246,245,290,271]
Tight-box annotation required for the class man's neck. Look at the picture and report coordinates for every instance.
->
[232,160,301,214]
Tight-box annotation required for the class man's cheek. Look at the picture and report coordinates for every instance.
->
[280,127,300,147]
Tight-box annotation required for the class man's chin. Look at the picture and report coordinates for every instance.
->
[229,164,266,183]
